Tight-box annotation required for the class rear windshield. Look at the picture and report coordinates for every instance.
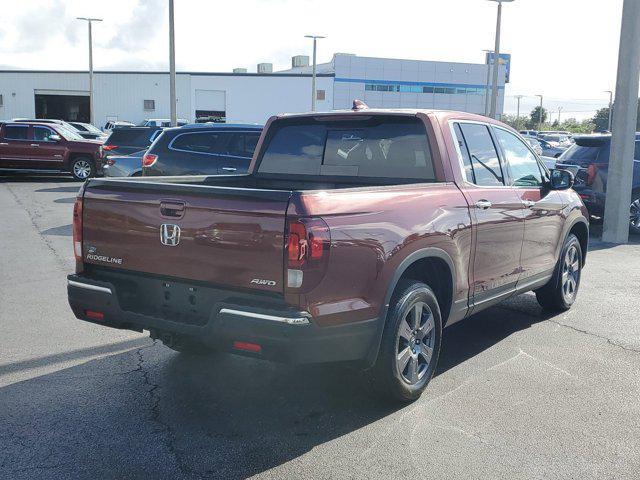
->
[106,128,156,147]
[257,116,435,180]
[561,142,607,163]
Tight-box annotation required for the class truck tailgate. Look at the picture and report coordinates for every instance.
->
[81,180,291,293]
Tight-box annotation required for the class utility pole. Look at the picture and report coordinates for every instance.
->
[488,0,514,119]
[604,90,613,131]
[482,49,493,117]
[76,17,102,125]
[515,94,523,128]
[558,106,563,124]
[169,0,177,126]
[305,35,325,112]
[602,0,640,243]
[535,94,543,131]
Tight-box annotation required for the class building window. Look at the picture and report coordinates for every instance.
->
[143,99,155,110]
[364,83,488,96]
[316,89,326,101]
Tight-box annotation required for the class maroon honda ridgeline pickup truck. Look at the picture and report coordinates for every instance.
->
[68,108,588,402]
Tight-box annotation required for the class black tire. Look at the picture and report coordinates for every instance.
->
[70,156,95,181]
[371,280,442,403]
[535,233,582,312]
[630,192,640,235]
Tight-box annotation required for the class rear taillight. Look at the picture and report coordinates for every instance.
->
[73,196,83,270]
[586,164,598,185]
[286,217,330,291]
[102,145,118,151]
[142,153,158,167]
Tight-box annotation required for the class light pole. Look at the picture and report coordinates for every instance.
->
[514,94,523,128]
[482,49,493,116]
[169,0,177,126]
[305,35,325,112]
[488,0,514,119]
[76,17,102,125]
[535,94,543,131]
[604,90,613,131]
[603,0,640,243]
[558,106,563,124]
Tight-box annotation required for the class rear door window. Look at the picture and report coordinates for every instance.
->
[225,132,261,158]
[4,125,29,140]
[258,117,435,180]
[457,123,504,186]
[170,132,222,154]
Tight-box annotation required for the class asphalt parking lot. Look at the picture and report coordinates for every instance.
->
[1,172,640,480]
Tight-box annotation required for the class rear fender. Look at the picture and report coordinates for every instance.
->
[362,247,456,369]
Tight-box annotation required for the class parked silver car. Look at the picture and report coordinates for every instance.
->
[523,136,543,155]
[103,150,145,177]
[539,138,568,158]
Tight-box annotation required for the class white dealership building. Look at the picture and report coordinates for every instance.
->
[0,53,506,127]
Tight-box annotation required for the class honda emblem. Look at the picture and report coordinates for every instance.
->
[160,224,181,246]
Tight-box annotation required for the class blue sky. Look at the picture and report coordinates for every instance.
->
[0,0,625,119]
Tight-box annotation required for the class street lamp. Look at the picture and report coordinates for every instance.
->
[482,49,493,116]
[514,94,523,128]
[305,35,326,112]
[487,0,514,119]
[604,90,613,131]
[535,94,544,131]
[169,0,177,126]
[76,17,102,125]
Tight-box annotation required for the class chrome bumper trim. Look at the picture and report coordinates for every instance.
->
[219,308,310,325]
[68,279,112,295]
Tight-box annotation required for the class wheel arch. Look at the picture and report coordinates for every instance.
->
[567,219,589,266]
[363,247,456,368]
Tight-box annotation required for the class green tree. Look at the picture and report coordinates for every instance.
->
[592,107,610,132]
[527,106,548,129]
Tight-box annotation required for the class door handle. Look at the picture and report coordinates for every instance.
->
[30,144,40,147]
[160,201,185,218]
[221,167,237,172]
[522,200,536,208]
[475,200,492,210]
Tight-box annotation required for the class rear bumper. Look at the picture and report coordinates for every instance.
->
[67,274,377,364]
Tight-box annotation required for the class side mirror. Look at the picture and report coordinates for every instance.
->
[549,168,573,190]
[49,134,61,142]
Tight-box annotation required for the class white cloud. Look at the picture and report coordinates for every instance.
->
[0,0,625,117]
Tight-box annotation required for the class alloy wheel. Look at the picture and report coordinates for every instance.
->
[561,244,580,303]
[73,160,91,179]
[395,301,435,385]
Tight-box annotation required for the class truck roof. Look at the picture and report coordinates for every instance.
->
[273,108,505,126]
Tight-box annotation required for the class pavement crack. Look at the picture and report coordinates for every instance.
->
[545,318,640,354]
[135,341,200,480]
[496,305,640,354]
[5,184,70,272]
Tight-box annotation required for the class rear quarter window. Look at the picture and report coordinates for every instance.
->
[258,116,435,180]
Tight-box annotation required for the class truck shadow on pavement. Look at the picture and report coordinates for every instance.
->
[0,293,554,479]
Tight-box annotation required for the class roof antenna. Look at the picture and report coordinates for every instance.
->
[352,99,369,111]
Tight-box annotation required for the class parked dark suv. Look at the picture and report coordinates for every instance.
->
[557,134,640,234]
[101,126,163,159]
[142,124,263,176]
